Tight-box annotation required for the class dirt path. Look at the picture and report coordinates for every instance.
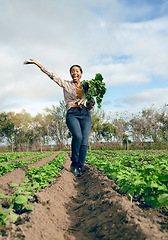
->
[1,154,168,240]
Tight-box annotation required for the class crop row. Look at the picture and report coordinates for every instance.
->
[0,151,66,226]
[0,152,56,175]
[92,149,168,158]
[86,150,168,209]
[0,152,44,163]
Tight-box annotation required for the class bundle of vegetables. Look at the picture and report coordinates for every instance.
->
[81,73,106,109]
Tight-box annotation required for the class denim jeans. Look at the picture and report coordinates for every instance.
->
[66,107,92,167]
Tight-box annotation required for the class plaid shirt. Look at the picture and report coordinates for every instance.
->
[41,66,85,111]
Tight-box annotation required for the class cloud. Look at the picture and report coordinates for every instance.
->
[86,15,168,87]
[89,62,152,87]
[0,0,123,104]
[0,0,168,114]
[0,99,60,116]
[120,88,168,107]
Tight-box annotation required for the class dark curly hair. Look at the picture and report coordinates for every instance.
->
[69,65,83,74]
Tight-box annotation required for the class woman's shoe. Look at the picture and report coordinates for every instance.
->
[70,164,78,177]
[77,167,83,177]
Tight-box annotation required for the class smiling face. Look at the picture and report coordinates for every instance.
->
[70,66,82,84]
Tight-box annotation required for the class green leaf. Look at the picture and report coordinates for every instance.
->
[144,165,155,169]
[32,182,40,189]
[26,204,34,211]
[158,175,168,182]
[10,183,19,187]
[0,208,11,215]
[158,194,168,205]
[4,220,9,226]
[15,195,28,205]
[0,193,8,199]
[2,209,11,214]
[16,186,24,191]
[149,182,160,188]
[48,178,55,182]
[157,185,167,191]
[24,178,30,183]
[134,180,143,186]
[9,214,18,221]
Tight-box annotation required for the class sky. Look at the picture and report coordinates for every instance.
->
[0,0,168,116]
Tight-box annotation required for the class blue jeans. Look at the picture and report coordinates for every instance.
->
[66,107,92,167]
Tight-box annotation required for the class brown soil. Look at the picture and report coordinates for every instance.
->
[0,153,167,240]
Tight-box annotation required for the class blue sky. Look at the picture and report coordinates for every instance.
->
[0,0,168,115]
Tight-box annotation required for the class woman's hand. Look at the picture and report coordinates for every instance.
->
[24,59,36,64]
[24,59,42,68]
[86,99,95,110]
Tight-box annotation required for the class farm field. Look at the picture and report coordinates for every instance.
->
[0,150,167,240]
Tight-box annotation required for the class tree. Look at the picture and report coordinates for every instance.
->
[101,122,115,142]
[156,104,168,142]
[90,109,106,142]
[112,112,129,146]
[6,110,34,150]
[45,101,68,146]
[129,114,145,144]
[0,112,14,144]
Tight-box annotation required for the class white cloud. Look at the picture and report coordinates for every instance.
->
[87,15,168,87]
[89,62,152,87]
[0,0,168,114]
[0,99,60,116]
[121,88,168,107]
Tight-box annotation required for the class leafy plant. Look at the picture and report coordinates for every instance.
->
[26,151,65,189]
[0,151,66,226]
[0,152,55,175]
[0,205,18,226]
[0,179,35,215]
[86,150,168,208]
[81,73,106,108]
[0,152,43,163]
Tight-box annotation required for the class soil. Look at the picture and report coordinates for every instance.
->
[0,152,167,240]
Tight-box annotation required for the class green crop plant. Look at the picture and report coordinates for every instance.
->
[26,151,66,189]
[0,205,18,226]
[86,150,168,209]
[0,152,43,163]
[0,152,56,175]
[0,151,66,226]
[0,179,35,215]
[81,73,106,108]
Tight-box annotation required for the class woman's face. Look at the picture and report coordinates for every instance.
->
[70,66,82,83]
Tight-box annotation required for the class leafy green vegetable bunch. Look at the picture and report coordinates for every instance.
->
[81,73,106,108]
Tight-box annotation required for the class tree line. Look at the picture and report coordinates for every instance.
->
[0,102,167,151]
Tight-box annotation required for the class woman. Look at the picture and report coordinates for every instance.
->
[24,59,94,177]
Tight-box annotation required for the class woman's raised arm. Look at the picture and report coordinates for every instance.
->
[24,59,69,89]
